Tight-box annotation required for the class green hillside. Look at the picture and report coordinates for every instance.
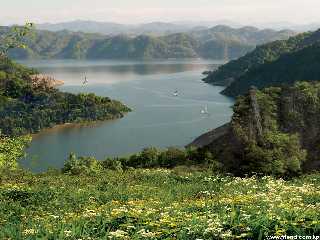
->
[222,42,320,96]
[192,82,320,175]
[203,32,310,86]
[204,28,320,97]
[0,25,295,60]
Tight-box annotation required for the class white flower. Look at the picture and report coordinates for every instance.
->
[64,230,72,237]
[108,230,128,238]
[23,229,37,235]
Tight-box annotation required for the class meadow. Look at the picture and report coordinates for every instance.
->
[0,168,319,239]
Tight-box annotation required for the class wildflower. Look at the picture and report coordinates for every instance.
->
[23,229,37,235]
[137,229,157,238]
[64,230,72,237]
[108,230,128,239]
[220,230,233,238]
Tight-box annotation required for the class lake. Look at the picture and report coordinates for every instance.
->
[18,59,234,172]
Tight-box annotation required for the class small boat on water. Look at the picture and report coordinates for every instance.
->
[83,75,88,85]
[201,105,209,115]
[173,90,179,97]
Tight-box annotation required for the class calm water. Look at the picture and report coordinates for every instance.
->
[18,59,234,172]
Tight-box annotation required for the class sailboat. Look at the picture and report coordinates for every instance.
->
[201,105,209,114]
[83,75,88,85]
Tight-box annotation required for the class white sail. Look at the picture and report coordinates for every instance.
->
[201,105,209,114]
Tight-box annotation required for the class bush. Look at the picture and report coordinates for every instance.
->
[139,147,160,167]
[0,134,31,170]
[159,147,186,167]
[103,158,123,171]
[62,153,103,175]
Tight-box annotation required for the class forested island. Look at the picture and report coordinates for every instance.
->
[0,25,294,60]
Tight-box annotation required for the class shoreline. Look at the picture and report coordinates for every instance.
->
[31,116,128,140]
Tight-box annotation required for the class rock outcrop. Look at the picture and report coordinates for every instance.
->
[30,74,64,88]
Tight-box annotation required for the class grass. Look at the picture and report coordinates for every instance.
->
[0,168,319,239]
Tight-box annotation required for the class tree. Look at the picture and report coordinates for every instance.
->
[0,23,35,58]
[0,134,31,170]
[62,153,103,175]
[139,147,159,167]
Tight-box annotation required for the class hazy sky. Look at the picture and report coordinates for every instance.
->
[1,0,319,25]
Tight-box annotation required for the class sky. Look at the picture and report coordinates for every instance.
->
[1,0,320,26]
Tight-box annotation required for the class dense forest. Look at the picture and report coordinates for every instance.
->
[0,25,295,60]
[190,82,320,175]
[0,57,131,136]
[204,28,320,96]
[222,41,320,96]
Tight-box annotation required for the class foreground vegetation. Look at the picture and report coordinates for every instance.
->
[1,127,319,239]
[0,168,319,239]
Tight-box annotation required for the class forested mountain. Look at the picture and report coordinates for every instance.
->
[0,57,130,136]
[0,25,295,60]
[222,41,320,96]
[190,82,320,175]
[204,28,320,97]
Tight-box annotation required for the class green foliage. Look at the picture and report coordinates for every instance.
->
[0,134,31,170]
[203,32,308,86]
[0,23,35,58]
[103,158,123,171]
[243,132,306,176]
[0,25,294,60]
[98,146,223,172]
[62,153,103,175]
[138,147,160,167]
[112,147,188,169]
[158,147,186,167]
[0,169,319,239]
[223,41,320,97]
[204,28,320,97]
[228,85,320,176]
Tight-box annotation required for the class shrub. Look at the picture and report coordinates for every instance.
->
[159,147,186,167]
[0,134,31,170]
[103,158,123,171]
[62,153,102,175]
[139,147,160,167]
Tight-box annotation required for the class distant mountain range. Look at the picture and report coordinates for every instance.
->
[36,20,320,35]
[0,24,295,60]
[204,28,320,97]
[36,20,204,36]
[253,22,320,32]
